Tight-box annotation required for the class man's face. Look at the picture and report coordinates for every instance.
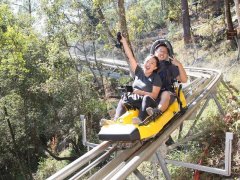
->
[154,46,169,61]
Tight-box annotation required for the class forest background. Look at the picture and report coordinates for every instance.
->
[0,0,240,179]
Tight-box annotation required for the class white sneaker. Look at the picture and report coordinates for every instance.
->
[146,107,162,118]
[100,119,114,126]
[132,117,142,124]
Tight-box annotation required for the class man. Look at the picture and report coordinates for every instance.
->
[146,40,188,118]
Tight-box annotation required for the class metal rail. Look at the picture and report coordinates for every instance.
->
[46,141,112,180]
[90,67,228,179]
[103,67,226,180]
[47,58,232,179]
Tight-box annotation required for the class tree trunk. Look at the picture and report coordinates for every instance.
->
[4,107,29,179]
[234,0,240,59]
[224,0,237,49]
[181,0,192,45]
[214,0,222,16]
[234,0,240,29]
[118,0,130,45]
[28,0,32,16]
[224,0,234,31]
[117,0,134,76]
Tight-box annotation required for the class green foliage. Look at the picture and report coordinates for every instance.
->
[0,2,109,177]
[125,1,166,37]
[143,0,166,27]
[167,22,181,41]
[126,4,147,35]
[0,5,29,87]
[165,137,203,179]
[0,92,25,170]
[35,149,71,180]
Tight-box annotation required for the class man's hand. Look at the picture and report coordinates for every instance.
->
[169,56,182,67]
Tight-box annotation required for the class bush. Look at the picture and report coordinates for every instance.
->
[34,149,71,180]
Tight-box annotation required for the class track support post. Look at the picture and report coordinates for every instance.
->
[155,152,171,180]
[165,132,233,176]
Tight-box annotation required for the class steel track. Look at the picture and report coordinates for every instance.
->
[47,61,222,179]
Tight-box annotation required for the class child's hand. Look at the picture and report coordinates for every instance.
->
[120,34,127,44]
[133,89,145,96]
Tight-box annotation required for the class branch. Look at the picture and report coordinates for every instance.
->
[43,146,77,161]
[12,3,29,11]
[96,5,116,46]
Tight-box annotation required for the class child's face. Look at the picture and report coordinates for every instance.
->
[143,57,157,74]
[155,46,169,61]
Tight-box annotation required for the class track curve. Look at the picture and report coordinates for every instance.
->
[47,59,223,179]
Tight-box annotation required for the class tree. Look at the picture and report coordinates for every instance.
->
[234,0,240,29]
[0,2,107,178]
[234,0,240,58]
[0,4,45,178]
[117,0,136,76]
[224,0,238,49]
[181,0,192,45]
[224,0,234,31]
